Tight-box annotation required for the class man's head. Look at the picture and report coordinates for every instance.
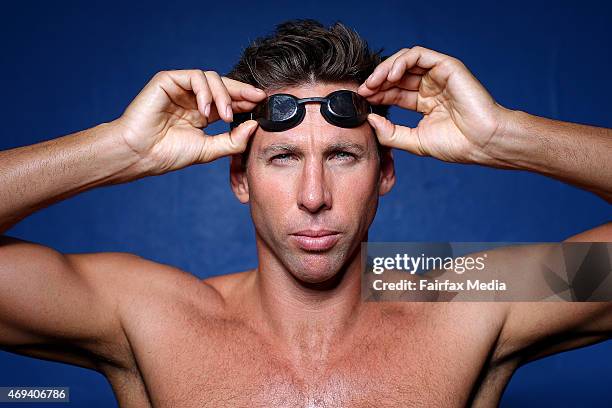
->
[227,19,389,100]
[227,20,395,286]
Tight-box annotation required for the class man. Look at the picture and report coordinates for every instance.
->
[0,19,610,407]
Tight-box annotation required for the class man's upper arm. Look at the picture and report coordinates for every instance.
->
[0,235,139,371]
[495,222,612,365]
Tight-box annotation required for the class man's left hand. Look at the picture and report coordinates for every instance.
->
[357,46,509,165]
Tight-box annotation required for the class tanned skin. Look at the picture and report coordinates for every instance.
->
[0,46,611,407]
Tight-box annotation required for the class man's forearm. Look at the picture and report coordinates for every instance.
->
[486,109,612,203]
[0,122,144,234]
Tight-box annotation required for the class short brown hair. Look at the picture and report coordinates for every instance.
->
[227,19,389,167]
[229,19,387,102]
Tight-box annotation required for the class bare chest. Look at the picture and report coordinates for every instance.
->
[113,302,505,407]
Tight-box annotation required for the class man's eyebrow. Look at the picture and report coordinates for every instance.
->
[258,143,300,158]
[325,141,366,154]
[258,141,367,157]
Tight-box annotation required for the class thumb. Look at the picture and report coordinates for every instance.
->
[368,113,427,156]
[197,120,259,163]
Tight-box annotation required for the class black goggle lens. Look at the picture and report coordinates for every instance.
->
[267,94,298,122]
[326,90,370,127]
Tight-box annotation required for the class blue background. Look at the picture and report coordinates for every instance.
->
[1,0,610,406]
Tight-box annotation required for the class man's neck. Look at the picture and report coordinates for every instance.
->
[247,240,366,367]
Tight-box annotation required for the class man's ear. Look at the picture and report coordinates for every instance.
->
[230,154,250,203]
[378,147,396,196]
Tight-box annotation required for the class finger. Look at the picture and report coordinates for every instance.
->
[190,71,212,118]
[379,74,422,92]
[205,71,234,123]
[221,77,267,102]
[367,113,427,156]
[363,48,410,90]
[358,68,423,97]
[205,77,268,123]
[364,88,419,112]
[387,46,453,83]
[160,70,212,118]
[362,46,453,93]
[197,120,259,163]
[359,68,427,96]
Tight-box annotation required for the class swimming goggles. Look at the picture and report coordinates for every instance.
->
[230,89,375,132]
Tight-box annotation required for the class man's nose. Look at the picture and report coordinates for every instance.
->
[297,158,332,214]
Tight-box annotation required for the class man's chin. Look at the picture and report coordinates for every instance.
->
[288,253,346,288]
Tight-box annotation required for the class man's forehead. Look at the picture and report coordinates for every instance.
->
[267,81,360,98]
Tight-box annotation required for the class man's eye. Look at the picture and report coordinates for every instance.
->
[331,151,356,161]
[271,153,294,162]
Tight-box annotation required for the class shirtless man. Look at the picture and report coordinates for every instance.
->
[1,20,611,407]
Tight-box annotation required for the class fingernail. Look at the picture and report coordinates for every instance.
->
[226,105,233,121]
[368,114,380,128]
[204,103,211,117]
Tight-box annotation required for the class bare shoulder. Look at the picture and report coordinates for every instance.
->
[68,251,227,309]
[0,241,229,373]
[65,252,227,367]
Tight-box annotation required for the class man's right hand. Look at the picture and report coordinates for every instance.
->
[115,70,266,175]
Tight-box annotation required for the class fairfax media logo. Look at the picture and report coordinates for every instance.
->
[370,278,507,292]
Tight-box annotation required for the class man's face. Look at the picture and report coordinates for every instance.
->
[231,82,395,285]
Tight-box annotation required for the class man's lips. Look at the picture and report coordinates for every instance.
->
[290,230,341,251]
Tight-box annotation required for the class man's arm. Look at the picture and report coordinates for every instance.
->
[0,123,141,233]
[357,46,611,364]
[495,223,612,365]
[0,121,142,370]
[0,70,264,369]
[485,110,612,203]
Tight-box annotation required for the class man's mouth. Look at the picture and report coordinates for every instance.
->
[289,229,341,251]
